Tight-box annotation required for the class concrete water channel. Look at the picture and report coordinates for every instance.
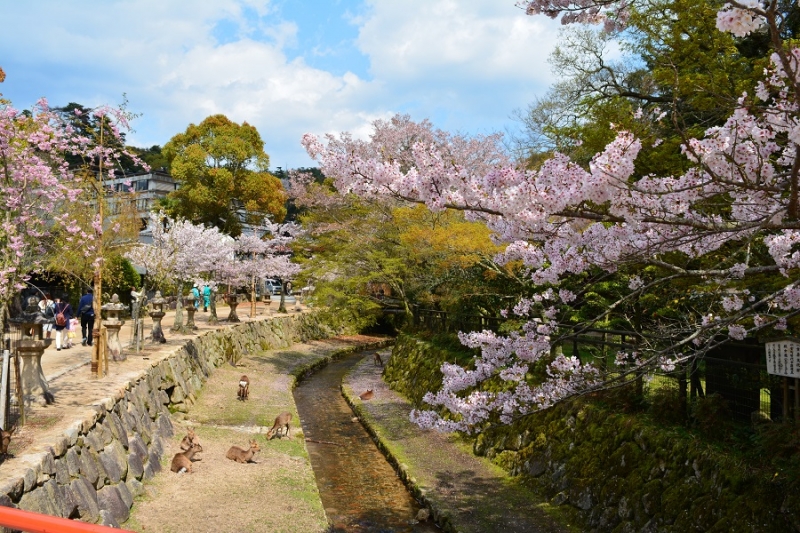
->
[294,350,438,533]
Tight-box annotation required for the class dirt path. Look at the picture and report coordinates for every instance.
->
[344,349,580,533]
[126,336,384,533]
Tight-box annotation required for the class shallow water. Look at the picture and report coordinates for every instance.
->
[293,351,439,533]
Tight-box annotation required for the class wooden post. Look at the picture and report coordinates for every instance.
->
[14,353,23,425]
[102,325,109,377]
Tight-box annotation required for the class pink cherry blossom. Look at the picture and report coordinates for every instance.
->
[301,1,800,433]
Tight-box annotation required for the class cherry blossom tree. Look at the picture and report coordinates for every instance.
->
[0,78,143,352]
[125,212,234,331]
[222,222,302,319]
[0,99,83,332]
[302,2,800,432]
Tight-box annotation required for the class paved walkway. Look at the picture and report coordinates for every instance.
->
[40,297,297,380]
[344,349,579,533]
[7,297,303,463]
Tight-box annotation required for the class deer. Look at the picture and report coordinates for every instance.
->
[266,412,292,439]
[373,352,383,367]
[238,375,250,401]
[226,439,261,463]
[359,389,374,401]
[0,427,14,458]
[170,442,203,473]
[179,428,199,451]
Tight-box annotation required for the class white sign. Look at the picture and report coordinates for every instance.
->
[766,339,800,378]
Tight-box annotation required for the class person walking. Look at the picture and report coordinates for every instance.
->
[202,284,211,312]
[38,293,54,339]
[78,288,95,346]
[52,295,73,351]
[191,284,201,310]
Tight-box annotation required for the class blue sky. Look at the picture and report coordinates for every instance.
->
[1,0,563,169]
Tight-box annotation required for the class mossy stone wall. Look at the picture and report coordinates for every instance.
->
[387,334,800,533]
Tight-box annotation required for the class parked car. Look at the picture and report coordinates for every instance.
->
[263,279,282,296]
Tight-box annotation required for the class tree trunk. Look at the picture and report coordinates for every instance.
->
[208,289,219,325]
[250,275,257,318]
[172,282,185,331]
[278,281,287,313]
[131,283,147,353]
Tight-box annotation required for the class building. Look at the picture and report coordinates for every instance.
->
[105,169,179,234]
[105,169,279,243]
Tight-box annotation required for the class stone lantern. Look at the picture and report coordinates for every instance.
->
[225,293,240,323]
[185,291,198,329]
[149,290,167,343]
[10,298,54,406]
[101,293,128,361]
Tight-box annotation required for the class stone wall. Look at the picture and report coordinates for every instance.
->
[386,334,799,533]
[0,313,331,528]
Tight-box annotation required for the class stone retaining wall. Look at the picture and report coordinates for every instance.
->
[0,313,331,528]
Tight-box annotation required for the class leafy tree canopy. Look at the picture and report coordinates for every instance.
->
[162,114,287,236]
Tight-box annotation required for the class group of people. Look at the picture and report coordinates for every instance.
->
[37,288,96,350]
[190,284,212,312]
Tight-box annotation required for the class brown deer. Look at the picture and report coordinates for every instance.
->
[226,439,261,463]
[373,352,383,367]
[179,428,199,451]
[238,375,250,401]
[359,389,374,401]
[266,412,292,439]
[170,442,203,473]
[0,427,14,458]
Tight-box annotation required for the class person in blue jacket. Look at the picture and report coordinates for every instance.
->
[191,284,201,310]
[77,288,95,346]
[202,284,211,312]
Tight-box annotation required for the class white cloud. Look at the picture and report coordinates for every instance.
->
[1,0,562,167]
[358,0,558,83]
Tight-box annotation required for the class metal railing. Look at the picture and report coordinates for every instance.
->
[0,506,133,532]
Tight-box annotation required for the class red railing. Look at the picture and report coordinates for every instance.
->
[0,506,134,533]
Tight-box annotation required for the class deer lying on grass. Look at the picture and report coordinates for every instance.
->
[359,389,374,401]
[226,440,261,463]
[238,375,250,401]
[180,428,199,451]
[373,353,383,367]
[0,427,14,458]
[171,442,203,473]
[266,412,292,439]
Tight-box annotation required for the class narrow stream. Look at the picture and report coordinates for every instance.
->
[293,351,439,533]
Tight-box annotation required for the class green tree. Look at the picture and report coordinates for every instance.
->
[293,179,510,331]
[162,115,287,236]
[125,145,169,173]
[513,0,761,175]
